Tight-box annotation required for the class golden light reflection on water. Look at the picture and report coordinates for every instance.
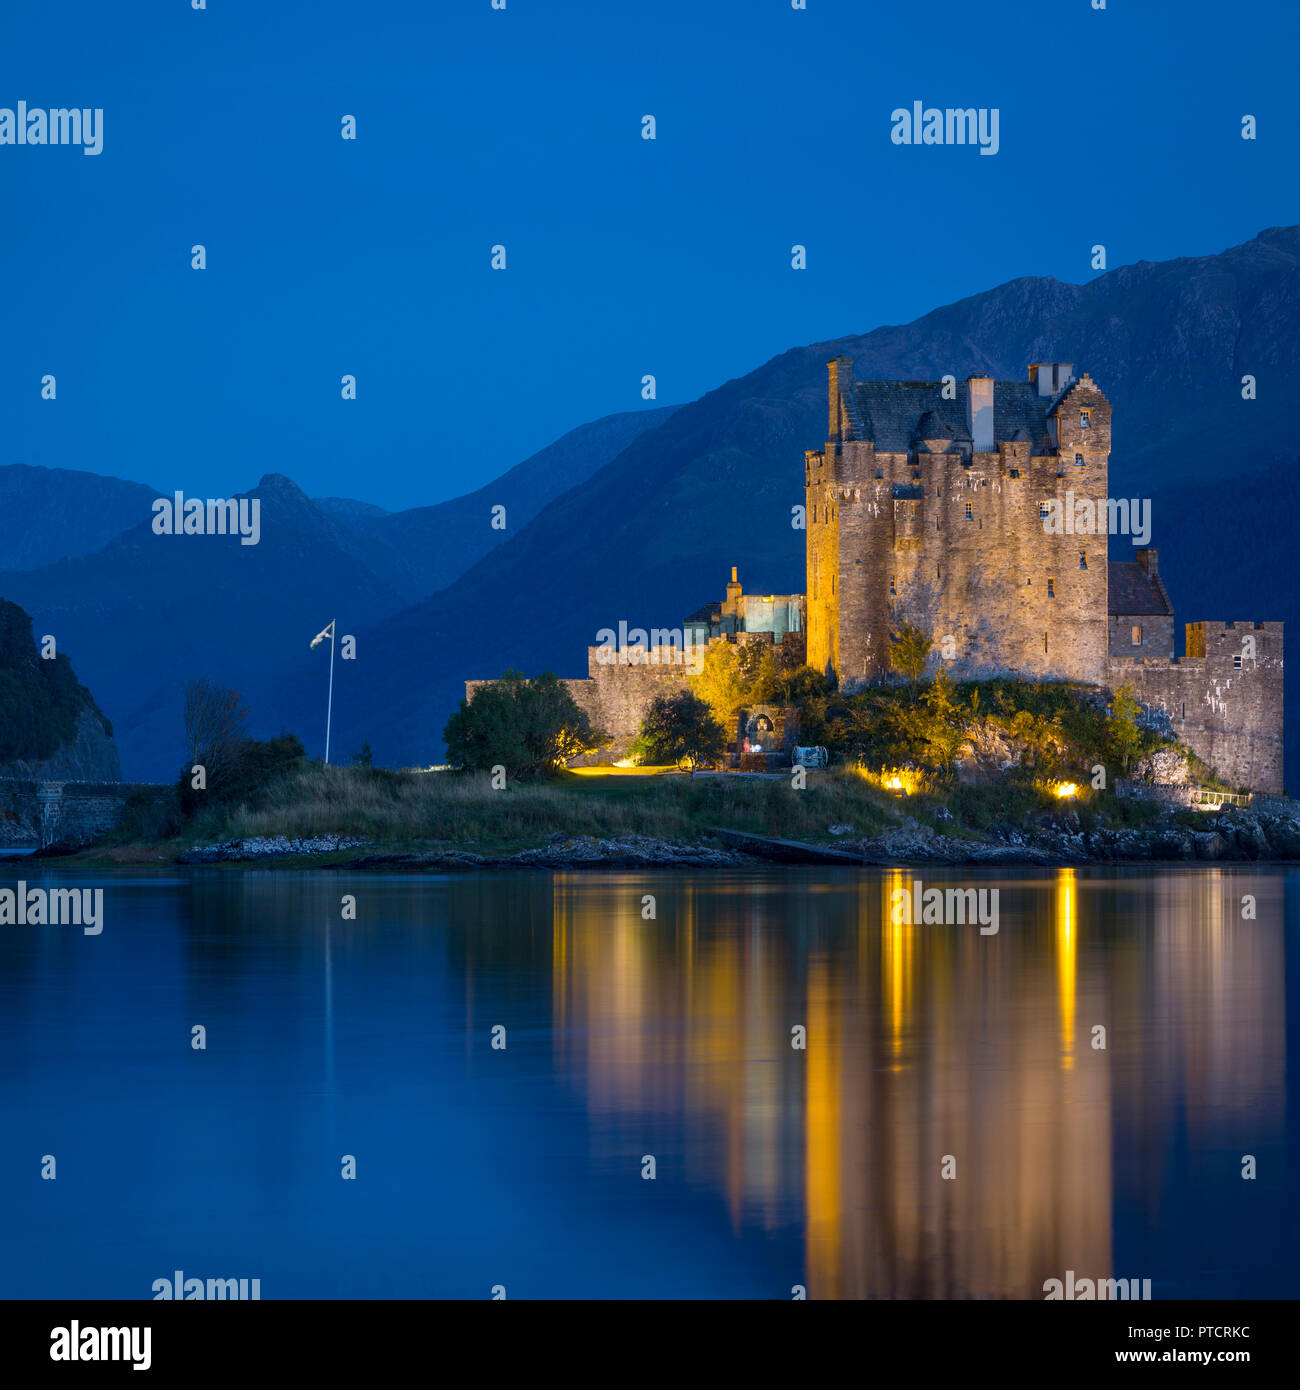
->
[542,867,1285,1298]
[1057,867,1076,1071]
[805,955,841,1298]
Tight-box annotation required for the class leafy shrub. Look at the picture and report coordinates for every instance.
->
[443,671,605,778]
[639,690,726,771]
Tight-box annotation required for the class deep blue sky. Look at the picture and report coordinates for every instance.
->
[1,0,1295,511]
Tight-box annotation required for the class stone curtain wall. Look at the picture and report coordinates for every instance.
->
[1114,622,1285,794]
[466,649,696,766]
[0,780,151,848]
[564,647,697,764]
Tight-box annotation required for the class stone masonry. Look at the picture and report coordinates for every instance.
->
[806,358,1111,686]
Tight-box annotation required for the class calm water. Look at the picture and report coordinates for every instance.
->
[1,865,1295,1300]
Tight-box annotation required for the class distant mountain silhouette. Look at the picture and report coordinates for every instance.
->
[0,464,160,571]
[308,404,680,604]
[0,406,678,778]
[314,497,392,521]
[0,473,405,778]
[297,227,1300,780]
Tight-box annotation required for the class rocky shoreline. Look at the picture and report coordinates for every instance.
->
[161,808,1300,871]
[838,808,1300,866]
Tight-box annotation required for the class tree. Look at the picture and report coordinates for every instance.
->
[443,671,604,778]
[756,661,833,708]
[183,679,249,782]
[890,623,932,701]
[1108,682,1144,774]
[177,730,305,818]
[0,598,109,767]
[692,641,749,729]
[351,741,374,769]
[639,690,726,772]
[921,669,966,775]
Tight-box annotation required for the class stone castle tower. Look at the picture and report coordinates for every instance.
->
[805,358,1113,687]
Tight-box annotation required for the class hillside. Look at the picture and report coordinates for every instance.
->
[0,597,119,779]
[0,407,678,779]
[0,474,406,779]
[0,465,160,571]
[312,405,681,602]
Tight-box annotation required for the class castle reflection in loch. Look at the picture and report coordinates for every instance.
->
[0,864,1293,1299]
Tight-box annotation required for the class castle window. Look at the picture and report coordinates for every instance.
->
[875,468,884,479]
[1043,632,1049,653]
[1075,453,1084,467]
[911,469,920,481]
[1039,502,1050,519]
[936,564,941,580]
[1009,468,1020,479]
[1079,552,1088,569]
[1233,654,1243,669]
[965,502,973,520]
[1080,410,1091,429]
[889,575,896,596]
[1047,578,1055,598]
[1131,625,1142,645]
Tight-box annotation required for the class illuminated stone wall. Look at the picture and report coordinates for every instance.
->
[1114,622,1285,794]
[806,366,1112,687]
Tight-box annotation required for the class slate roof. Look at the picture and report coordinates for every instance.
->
[910,409,954,447]
[849,380,1052,453]
[1109,562,1174,617]
[684,600,721,625]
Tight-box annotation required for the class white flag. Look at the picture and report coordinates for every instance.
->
[310,620,335,649]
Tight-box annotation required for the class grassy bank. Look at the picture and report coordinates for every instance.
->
[80,761,1178,864]
[210,763,903,848]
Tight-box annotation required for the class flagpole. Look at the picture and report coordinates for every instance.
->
[325,620,336,765]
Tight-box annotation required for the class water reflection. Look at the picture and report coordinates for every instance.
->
[0,865,1292,1298]
[545,867,1290,1298]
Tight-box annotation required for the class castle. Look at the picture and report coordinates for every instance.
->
[807,358,1283,792]
[468,359,1284,794]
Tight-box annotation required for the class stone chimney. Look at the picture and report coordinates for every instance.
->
[1028,362,1075,397]
[726,567,742,603]
[966,376,995,453]
[827,355,852,440]
[1137,548,1158,576]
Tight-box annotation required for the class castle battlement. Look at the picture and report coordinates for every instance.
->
[807,359,1112,687]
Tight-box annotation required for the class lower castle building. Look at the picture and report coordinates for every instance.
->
[467,358,1284,794]
[466,569,805,768]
